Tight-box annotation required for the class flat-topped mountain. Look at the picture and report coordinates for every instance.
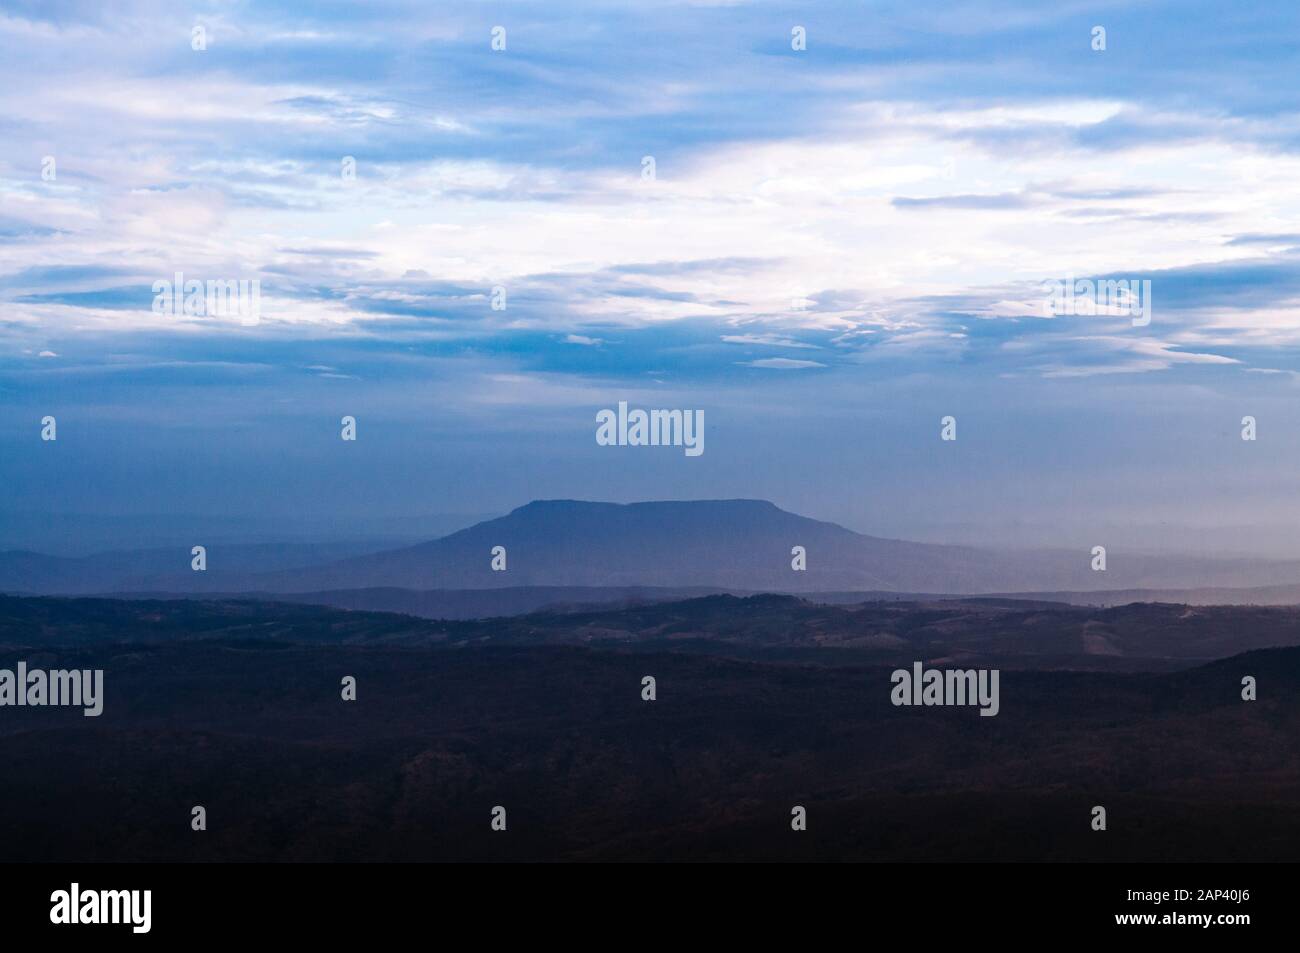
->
[5,499,1300,597]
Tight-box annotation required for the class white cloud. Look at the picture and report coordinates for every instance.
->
[737,357,827,369]
[721,334,819,349]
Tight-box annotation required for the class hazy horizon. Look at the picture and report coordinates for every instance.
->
[8,497,1300,563]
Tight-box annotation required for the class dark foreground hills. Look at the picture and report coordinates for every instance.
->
[8,591,1300,671]
[1,593,1298,861]
[8,499,1300,598]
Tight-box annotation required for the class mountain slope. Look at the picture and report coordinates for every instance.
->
[246,499,1011,592]
[0,540,395,595]
[244,499,1300,594]
[6,499,1300,596]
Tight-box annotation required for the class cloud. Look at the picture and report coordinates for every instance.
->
[1225,233,1300,247]
[892,192,1034,210]
[3,1,1300,403]
[721,333,820,349]
[736,357,827,369]
[1031,338,1241,379]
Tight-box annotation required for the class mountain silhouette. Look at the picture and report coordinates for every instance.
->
[241,498,1012,592]
[7,499,1300,597]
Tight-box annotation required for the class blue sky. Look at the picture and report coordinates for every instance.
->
[4,0,1300,555]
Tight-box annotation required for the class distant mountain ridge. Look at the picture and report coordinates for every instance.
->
[4,498,1300,598]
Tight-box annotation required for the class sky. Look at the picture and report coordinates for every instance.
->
[3,0,1300,556]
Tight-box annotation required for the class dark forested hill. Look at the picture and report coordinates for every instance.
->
[1,593,1295,862]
